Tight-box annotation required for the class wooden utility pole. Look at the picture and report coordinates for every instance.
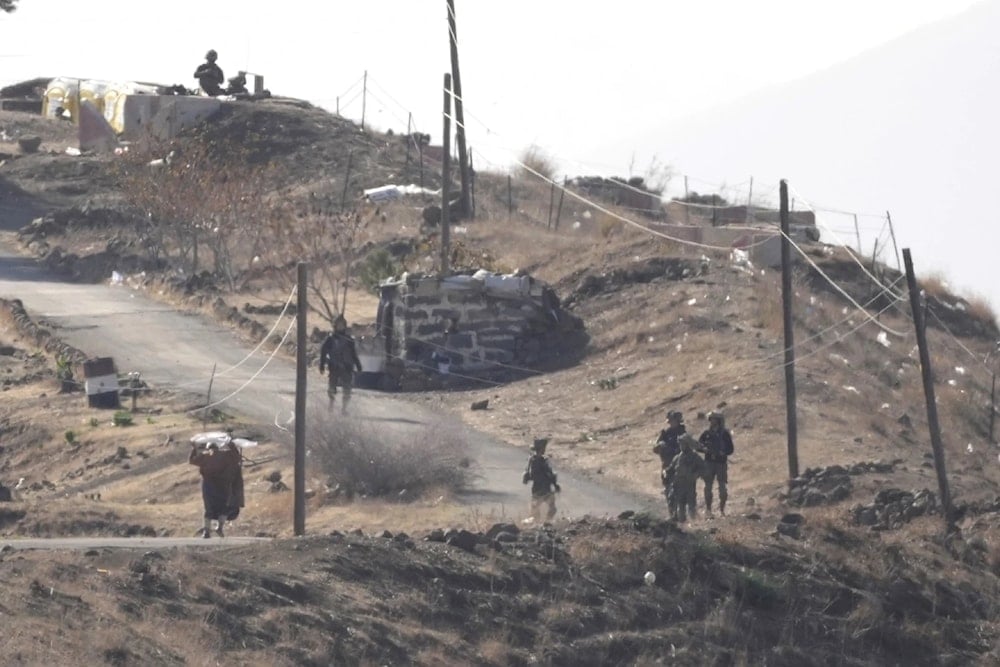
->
[886,211,901,271]
[746,176,754,224]
[554,179,566,230]
[903,248,956,534]
[293,263,308,536]
[507,174,512,220]
[446,0,471,218]
[779,180,799,480]
[547,181,556,229]
[441,73,452,275]
[405,112,412,165]
[360,70,367,132]
[340,150,354,211]
[853,214,862,255]
[683,175,690,225]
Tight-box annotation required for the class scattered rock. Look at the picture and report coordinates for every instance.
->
[264,470,282,483]
[444,528,480,553]
[470,399,489,411]
[485,523,520,541]
[424,529,446,543]
[851,488,937,530]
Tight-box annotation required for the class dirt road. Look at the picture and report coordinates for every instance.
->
[0,243,657,521]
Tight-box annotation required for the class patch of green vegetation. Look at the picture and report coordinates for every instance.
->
[112,411,134,427]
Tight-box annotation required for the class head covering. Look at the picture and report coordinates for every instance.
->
[708,411,725,426]
[333,314,347,332]
[667,410,684,423]
[532,437,549,453]
[206,49,218,62]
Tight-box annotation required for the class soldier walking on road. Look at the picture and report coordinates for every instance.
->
[698,411,735,516]
[667,434,705,523]
[522,438,560,523]
[653,410,686,520]
[319,315,364,413]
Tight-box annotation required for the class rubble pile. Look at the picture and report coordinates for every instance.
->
[782,460,896,507]
[851,488,938,530]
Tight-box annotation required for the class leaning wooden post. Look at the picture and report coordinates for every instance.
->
[547,181,556,229]
[903,248,956,534]
[294,263,308,537]
[779,180,799,480]
[853,214,862,255]
[507,174,513,220]
[554,179,566,230]
[886,211,901,271]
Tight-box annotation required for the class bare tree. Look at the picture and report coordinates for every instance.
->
[263,194,374,327]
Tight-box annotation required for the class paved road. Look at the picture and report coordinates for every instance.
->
[0,243,657,522]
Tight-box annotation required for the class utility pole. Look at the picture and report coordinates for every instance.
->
[441,73,452,275]
[886,211,901,271]
[853,213,862,255]
[446,0,471,218]
[746,176,754,224]
[683,175,690,225]
[293,263,307,536]
[405,112,412,165]
[361,70,367,132]
[780,180,799,480]
[903,248,956,535]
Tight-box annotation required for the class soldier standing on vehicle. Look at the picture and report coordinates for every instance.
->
[319,314,364,413]
[522,438,560,523]
[653,410,686,520]
[667,434,705,523]
[698,411,735,517]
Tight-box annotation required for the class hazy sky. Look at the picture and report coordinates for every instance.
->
[0,1,979,168]
[2,1,993,300]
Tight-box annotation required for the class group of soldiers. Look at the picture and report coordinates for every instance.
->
[653,410,734,522]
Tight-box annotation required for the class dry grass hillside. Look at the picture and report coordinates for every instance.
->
[3,99,1000,664]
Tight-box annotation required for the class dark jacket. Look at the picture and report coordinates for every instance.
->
[189,445,244,516]
[653,424,686,468]
[522,454,559,497]
[194,62,224,95]
[320,332,363,375]
[698,427,734,464]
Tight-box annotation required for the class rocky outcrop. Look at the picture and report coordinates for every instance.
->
[851,488,938,530]
[782,461,896,507]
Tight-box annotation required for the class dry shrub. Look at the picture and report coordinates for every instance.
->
[965,294,998,327]
[310,409,473,499]
[516,144,558,181]
[919,272,950,300]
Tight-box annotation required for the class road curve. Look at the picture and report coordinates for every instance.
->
[0,244,658,521]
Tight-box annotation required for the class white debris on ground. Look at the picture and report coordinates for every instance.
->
[828,353,850,366]
[968,443,975,454]
[948,379,958,387]
[955,366,966,375]
[687,298,697,306]
[843,386,860,394]
[876,331,891,347]
[730,248,754,273]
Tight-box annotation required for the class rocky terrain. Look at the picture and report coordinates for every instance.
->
[3,95,1000,665]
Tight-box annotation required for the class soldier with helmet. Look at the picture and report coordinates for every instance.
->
[194,49,225,96]
[653,409,686,520]
[319,314,363,413]
[698,411,735,516]
[522,437,560,523]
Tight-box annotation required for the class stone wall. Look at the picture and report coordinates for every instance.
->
[380,272,582,377]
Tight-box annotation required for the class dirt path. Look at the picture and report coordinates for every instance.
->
[0,243,657,521]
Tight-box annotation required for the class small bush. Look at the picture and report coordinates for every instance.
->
[112,411,134,427]
[89,417,100,428]
[357,247,402,291]
[516,144,558,181]
[310,408,473,499]
[64,430,76,445]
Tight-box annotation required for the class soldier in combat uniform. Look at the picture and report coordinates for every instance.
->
[653,410,686,520]
[698,411,735,516]
[319,314,363,413]
[193,49,224,97]
[667,434,705,523]
[522,438,560,523]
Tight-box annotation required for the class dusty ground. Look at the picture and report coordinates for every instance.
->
[4,101,1000,664]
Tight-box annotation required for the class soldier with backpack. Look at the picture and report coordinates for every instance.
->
[522,437,560,522]
[667,433,706,523]
[653,409,686,520]
[319,314,364,413]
